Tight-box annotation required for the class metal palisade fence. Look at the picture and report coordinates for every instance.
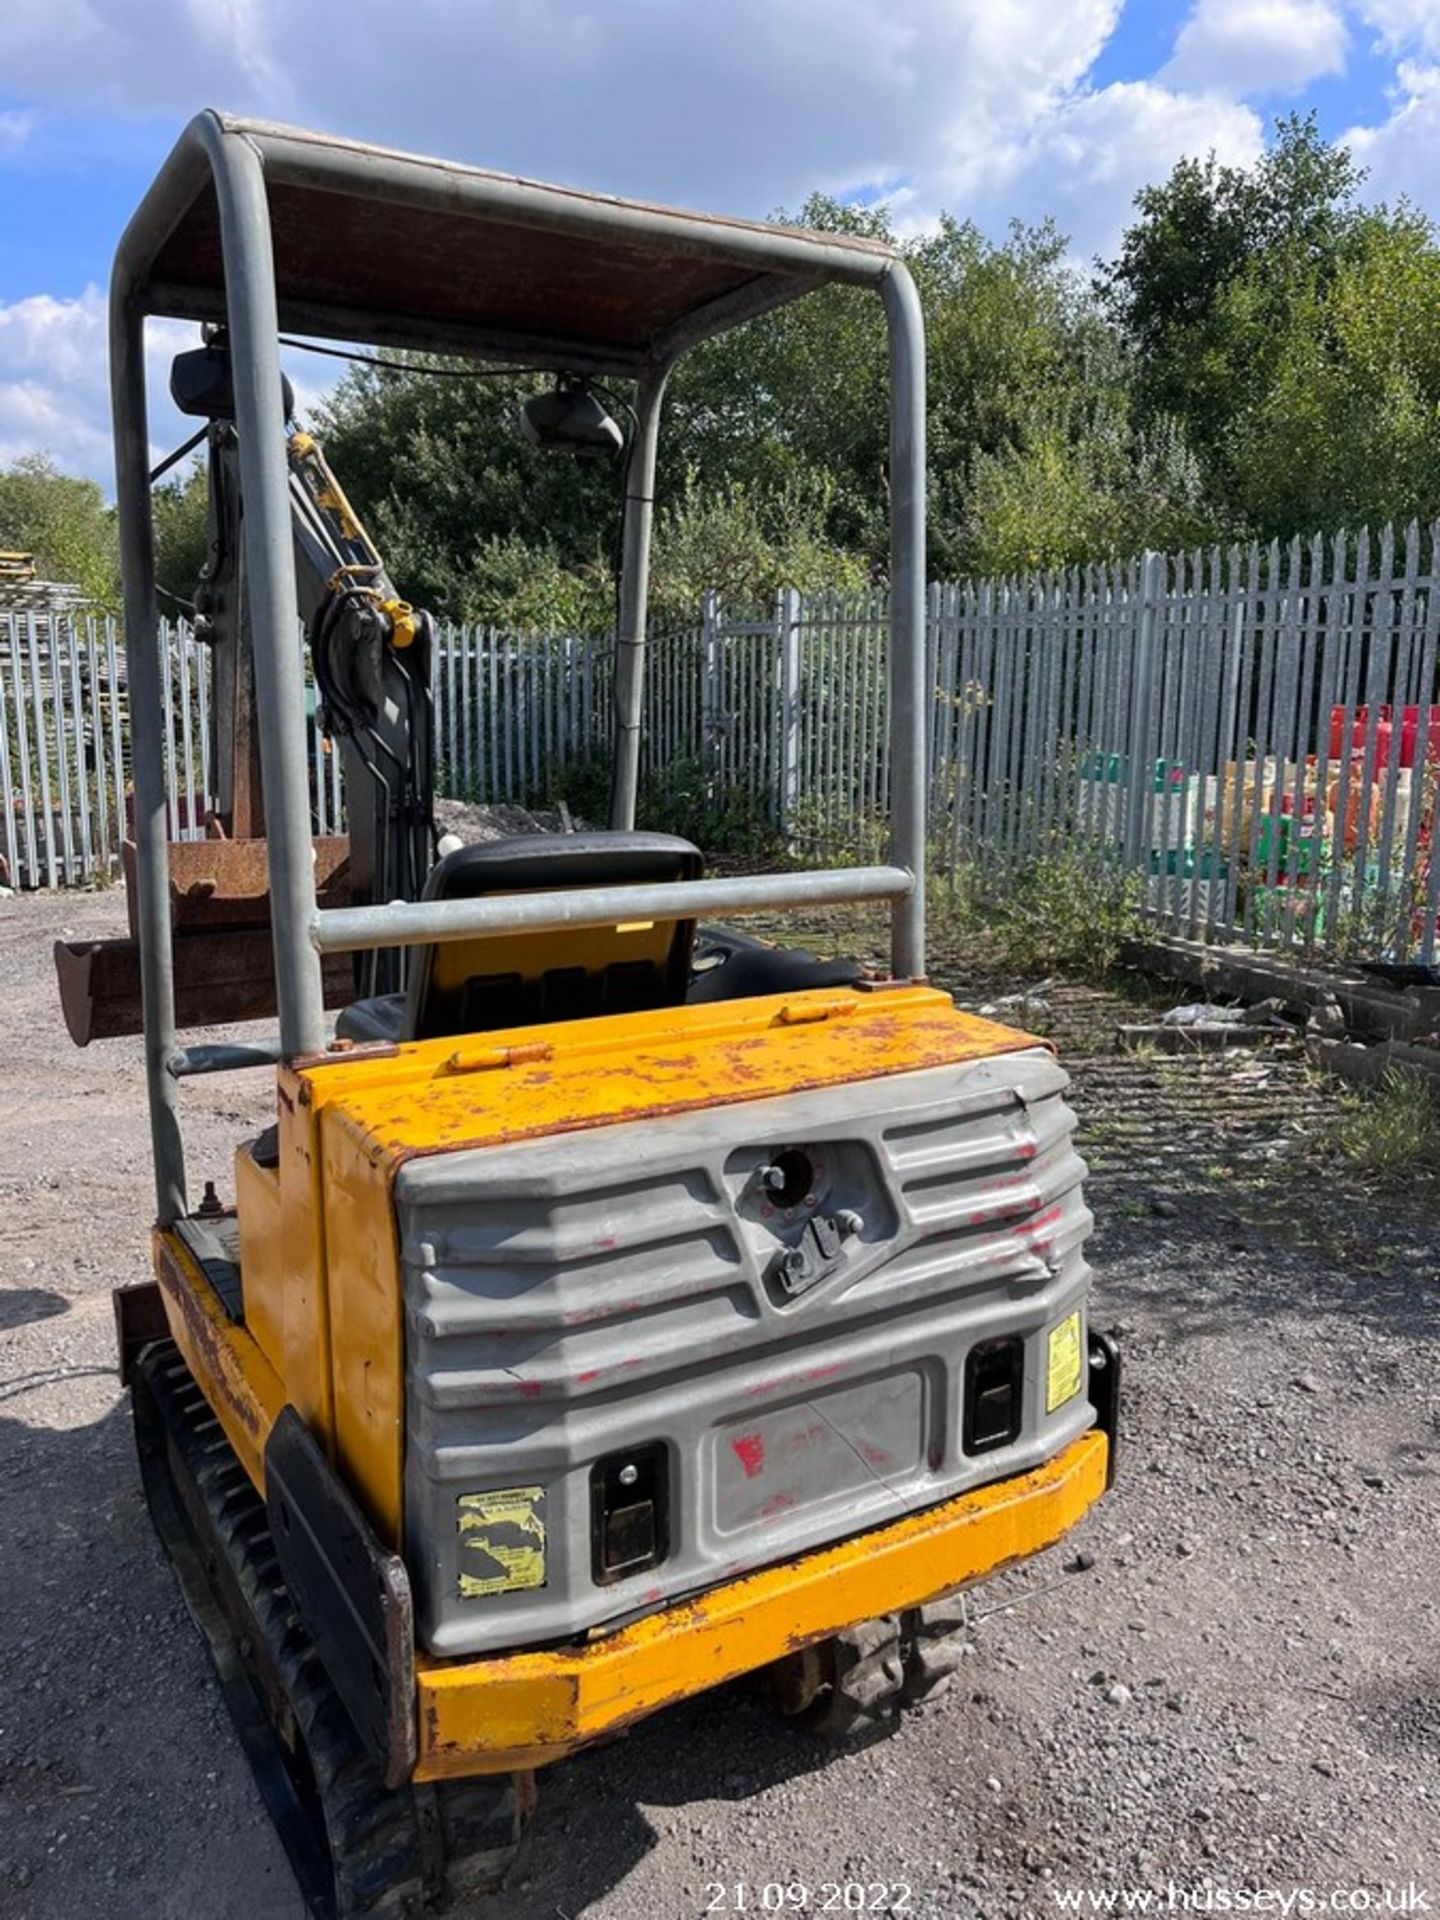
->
[640,538,1440,964]
[0,608,127,892]
[919,528,1440,965]
[5,521,1439,964]
[432,626,613,804]
[0,612,342,889]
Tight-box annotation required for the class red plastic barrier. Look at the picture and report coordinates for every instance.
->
[1400,705,1440,769]
[1328,705,1440,771]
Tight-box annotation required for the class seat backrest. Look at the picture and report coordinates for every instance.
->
[401,831,704,1042]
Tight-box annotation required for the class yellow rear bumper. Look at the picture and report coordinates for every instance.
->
[415,1426,1107,1778]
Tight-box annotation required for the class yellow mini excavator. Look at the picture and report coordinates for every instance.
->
[58,111,1119,1916]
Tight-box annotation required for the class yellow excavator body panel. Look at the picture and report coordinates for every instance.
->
[159,984,1044,1531]
[145,981,1110,1781]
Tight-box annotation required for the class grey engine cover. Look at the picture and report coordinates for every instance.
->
[397,1045,1095,1656]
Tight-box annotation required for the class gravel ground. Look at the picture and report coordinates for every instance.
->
[1,888,1436,1920]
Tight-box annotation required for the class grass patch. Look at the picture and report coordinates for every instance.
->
[1329,1069,1440,1180]
[750,853,1146,997]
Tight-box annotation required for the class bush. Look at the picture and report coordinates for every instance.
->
[930,852,1143,982]
[648,472,869,623]
[636,753,783,860]
[537,749,783,861]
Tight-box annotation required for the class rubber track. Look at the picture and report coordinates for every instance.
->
[133,1340,528,1918]
[798,1614,906,1741]
[899,1591,972,1704]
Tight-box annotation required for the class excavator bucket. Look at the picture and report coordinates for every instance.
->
[55,836,354,1043]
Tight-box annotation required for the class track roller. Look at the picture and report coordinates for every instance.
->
[898,1589,972,1704]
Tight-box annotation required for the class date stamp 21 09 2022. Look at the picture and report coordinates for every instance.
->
[704,1888,915,1913]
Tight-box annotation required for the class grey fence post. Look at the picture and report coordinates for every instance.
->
[924,579,943,827]
[0,619,19,889]
[700,588,720,797]
[1124,550,1163,871]
[777,585,802,837]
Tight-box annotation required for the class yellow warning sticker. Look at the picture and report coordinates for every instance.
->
[1046,1312,1083,1414]
[457,1487,547,1598]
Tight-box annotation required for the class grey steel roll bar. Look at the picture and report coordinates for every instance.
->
[314,865,913,957]
[110,112,927,1223]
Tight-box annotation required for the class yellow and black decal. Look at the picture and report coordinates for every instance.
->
[457,1487,547,1598]
[1045,1311,1083,1414]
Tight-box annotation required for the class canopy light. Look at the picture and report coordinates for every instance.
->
[520,379,623,458]
[171,341,295,423]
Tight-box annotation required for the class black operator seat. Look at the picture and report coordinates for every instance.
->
[336,831,705,1045]
[686,924,867,1002]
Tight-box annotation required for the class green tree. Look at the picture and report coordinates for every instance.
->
[664,202,1099,579]
[1097,113,1440,536]
[660,196,893,564]
[151,457,211,610]
[966,395,1214,576]
[1102,113,1365,468]
[1223,208,1440,534]
[649,471,870,619]
[314,364,622,618]
[0,454,118,605]
[458,532,614,632]
[913,215,1099,573]
[312,198,1133,617]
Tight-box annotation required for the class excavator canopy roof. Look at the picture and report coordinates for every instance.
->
[126,112,901,374]
[109,113,926,1219]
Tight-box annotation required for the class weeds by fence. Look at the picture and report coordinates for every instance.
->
[5,519,1438,965]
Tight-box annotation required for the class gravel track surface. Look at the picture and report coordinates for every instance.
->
[1,890,1436,1920]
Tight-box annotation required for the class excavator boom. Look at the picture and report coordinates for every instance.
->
[56,350,437,1038]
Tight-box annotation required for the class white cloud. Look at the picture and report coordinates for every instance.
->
[1163,0,1348,94]
[920,80,1265,261]
[0,289,128,482]
[1342,58,1440,210]
[0,110,37,150]
[0,0,1356,483]
[1352,0,1440,57]
[0,0,1194,483]
[0,0,1259,260]
[0,0,277,121]
[0,287,330,489]
[0,0,1126,216]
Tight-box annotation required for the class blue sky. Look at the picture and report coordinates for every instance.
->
[2,0,1438,487]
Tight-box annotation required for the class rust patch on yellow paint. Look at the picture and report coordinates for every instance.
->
[298,987,1043,1177]
[152,1227,286,1492]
